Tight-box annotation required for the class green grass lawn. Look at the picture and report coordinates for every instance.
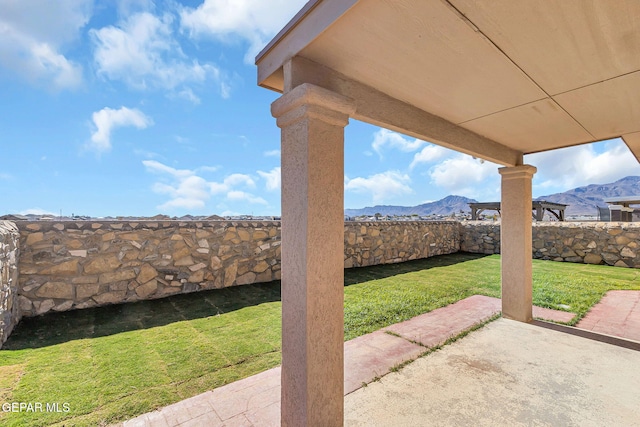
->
[1,253,638,426]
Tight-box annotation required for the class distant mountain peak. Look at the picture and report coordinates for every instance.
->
[538,176,640,216]
[344,176,640,218]
[345,195,478,217]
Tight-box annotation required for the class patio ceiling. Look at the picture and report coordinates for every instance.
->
[256,0,640,165]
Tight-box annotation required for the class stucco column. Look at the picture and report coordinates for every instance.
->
[499,165,537,322]
[272,83,355,427]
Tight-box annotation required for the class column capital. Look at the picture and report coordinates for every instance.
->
[498,164,537,179]
[271,83,355,128]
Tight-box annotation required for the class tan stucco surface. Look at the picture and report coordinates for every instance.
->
[258,0,640,163]
[273,83,355,427]
[622,132,640,163]
[499,165,536,322]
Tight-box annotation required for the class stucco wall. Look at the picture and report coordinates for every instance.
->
[0,221,20,348]
[460,221,640,268]
[16,220,459,317]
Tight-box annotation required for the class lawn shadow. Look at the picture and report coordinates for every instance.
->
[344,252,492,286]
[4,252,491,350]
[3,281,282,350]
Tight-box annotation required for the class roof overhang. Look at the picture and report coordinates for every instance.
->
[256,0,640,166]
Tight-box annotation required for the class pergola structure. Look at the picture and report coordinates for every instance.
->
[468,201,567,221]
[255,1,640,425]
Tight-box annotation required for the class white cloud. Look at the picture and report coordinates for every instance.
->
[0,172,13,180]
[219,173,256,190]
[220,81,231,99]
[257,167,281,191]
[0,0,90,90]
[154,175,211,210]
[143,160,192,178]
[410,144,450,169]
[144,160,211,210]
[89,107,153,153]
[143,160,264,212]
[526,139,640,191]
[372,129,426,158]
[429,155,500,198]
[264,149,280,157]
[179,0,307,63]
[345,171,413,203]
[19,208,57,216]
[90,12,226,99]
[175,88,201,104]
[133,149,161,159]
[227,190,267,205]
[208,174,255,195]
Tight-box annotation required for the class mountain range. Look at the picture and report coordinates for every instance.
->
[344,195,478,217]
[344,176,640,218]
[534,175,640,216]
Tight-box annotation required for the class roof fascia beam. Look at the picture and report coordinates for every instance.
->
[256,0,359,91]
[284,56,523,166]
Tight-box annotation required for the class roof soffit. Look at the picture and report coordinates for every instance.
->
[257,0,640,162]
[298,0,547,124]
[622,132,640,163]
[284,56,522,166]
[449,0,640,95]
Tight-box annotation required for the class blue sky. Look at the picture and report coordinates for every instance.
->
[1,0,639,218]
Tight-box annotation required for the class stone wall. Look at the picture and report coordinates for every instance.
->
[344,221,459,268]
[16,221,459,317]
[461,221,640,268]
[14,219,637,321]
[459,222,501,255]
[17,221,282,317]
[0,221,20,348]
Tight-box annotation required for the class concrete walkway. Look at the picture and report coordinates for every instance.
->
[118,296,574,427]
[345,318,640,426]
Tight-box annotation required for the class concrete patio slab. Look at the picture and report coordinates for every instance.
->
[345,318,640,427]
[118,296,577,427]
[577,290,640,342]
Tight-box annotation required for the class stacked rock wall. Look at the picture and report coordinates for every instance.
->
[344,221,459,267]
[16,221,460,317]
[458,222,501,255]
[15,220,637,320]
[0,221,20,348]
[17,221,281,317]
[460,221,640,268]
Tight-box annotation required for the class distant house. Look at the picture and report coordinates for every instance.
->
[0,214,28,221]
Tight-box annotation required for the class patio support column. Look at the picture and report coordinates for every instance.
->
[272,83,355,427]
[499,165,537,322]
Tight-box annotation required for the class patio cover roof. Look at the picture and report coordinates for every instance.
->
[256,0,640,165]
[257,2,640,425]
